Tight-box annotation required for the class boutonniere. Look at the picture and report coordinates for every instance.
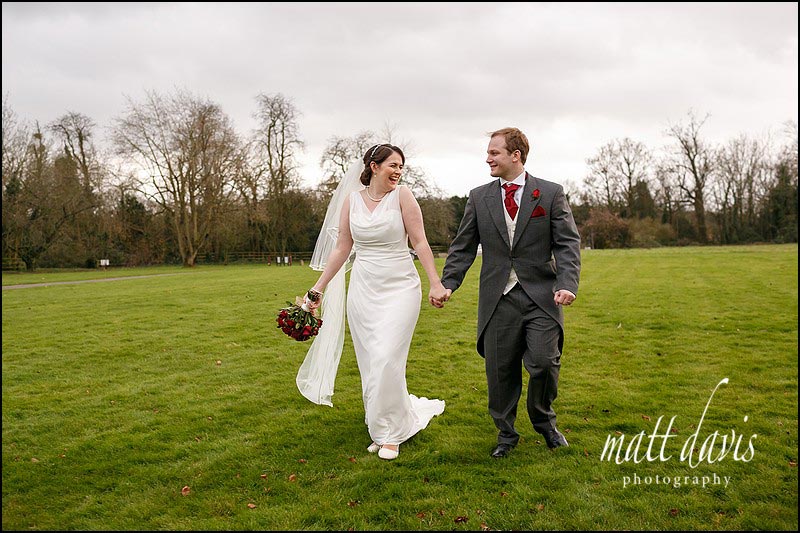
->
[532,189,540,200]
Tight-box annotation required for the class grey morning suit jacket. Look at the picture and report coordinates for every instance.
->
[441,173,581,357]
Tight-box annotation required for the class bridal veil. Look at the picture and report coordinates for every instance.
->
[295,160,364,406]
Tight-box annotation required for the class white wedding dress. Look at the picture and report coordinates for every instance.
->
[346,186,445,445]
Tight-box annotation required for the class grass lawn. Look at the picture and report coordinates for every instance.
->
[2,244,797,530]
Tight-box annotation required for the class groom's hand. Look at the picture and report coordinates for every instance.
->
[428,287,451,308]
[554,289,576,306]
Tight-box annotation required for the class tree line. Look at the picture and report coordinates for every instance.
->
[2,91,797,271]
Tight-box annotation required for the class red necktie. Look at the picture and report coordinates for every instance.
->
[503,183,520,219]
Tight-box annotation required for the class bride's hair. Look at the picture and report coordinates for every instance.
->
[360,144,405,186]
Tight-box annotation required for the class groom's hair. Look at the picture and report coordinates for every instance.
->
[489,127,529,164]
[360,144,405,186]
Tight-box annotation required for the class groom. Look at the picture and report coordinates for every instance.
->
[435,127,581,458]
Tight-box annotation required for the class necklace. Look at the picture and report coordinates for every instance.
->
[365,186,388,202]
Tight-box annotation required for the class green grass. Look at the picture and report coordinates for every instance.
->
[2,264,198,285]
[2,245,797,530]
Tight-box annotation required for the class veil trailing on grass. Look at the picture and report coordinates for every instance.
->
[296,160,364,406]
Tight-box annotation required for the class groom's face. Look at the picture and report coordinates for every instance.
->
[486,135,518,180]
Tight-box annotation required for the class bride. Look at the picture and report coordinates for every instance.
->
[297,143,448,460]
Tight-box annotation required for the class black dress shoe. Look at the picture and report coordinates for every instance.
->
[490,443,515,458]
[543,428,569,449]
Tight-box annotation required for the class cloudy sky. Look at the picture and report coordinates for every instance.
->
[2,2,797,196]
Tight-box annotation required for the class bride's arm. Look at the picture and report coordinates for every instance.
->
[398,186,448,305]
[308,196,354,301]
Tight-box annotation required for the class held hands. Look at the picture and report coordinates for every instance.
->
[428,284,451,308]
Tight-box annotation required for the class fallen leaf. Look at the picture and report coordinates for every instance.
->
[670,428,678,433]
[564,428,571,433]
[288,474,297,482]
[438,509,445,516]
[195,436,202,442]
[31,457,39,463]
[348,457,357,463]
[216,360,222,366]
[247,503,256,509]
[789,460,797,467]
[669,508,679,517]
[537,504,545,511]
[777,421,783,426]
[298,459,307,464]
[642,415,651,421]
[584,448,589,457]
[207,416,213,420]
[454,516,468,523]
[583,417,589,422]
[181,486,191,496]
[475,509,483,515]
[348,500,360,507]
[260,474,267,479]
[615,431,622,436]
[480,522,490,531]
[416,512,426,519]
[500,491,508,497]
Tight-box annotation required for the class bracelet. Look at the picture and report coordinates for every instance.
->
[307,289,323,302]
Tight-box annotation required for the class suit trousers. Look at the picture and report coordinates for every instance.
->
[483,284,562,446]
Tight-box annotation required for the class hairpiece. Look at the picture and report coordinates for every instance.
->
[369,144,387,160]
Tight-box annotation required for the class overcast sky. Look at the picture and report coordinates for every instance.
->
[2,2,797,196]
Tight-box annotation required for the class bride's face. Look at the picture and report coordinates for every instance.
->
[372,152,404,191]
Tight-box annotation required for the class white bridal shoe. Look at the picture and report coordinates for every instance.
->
[367,442,380,453]
[378,445,399,460]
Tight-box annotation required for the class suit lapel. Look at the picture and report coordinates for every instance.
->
[512,173,541,250]
[483,180,511,249]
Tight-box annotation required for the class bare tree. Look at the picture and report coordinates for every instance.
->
[252,93,305,256]
[318,130,375,198]
[583,138,652,218]
[712,133,771,242]
[665,111,715,243]
[232,139,270,252]
[2,118,96,270]
[49,112,102,193]
[584,142,621,210]
[113,89,241,266]
[614,138,653,218]
[2,94,30,193]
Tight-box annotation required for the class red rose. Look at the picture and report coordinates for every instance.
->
[532,189,540,200]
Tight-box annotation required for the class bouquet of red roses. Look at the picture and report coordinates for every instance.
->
[276,296,323,342]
